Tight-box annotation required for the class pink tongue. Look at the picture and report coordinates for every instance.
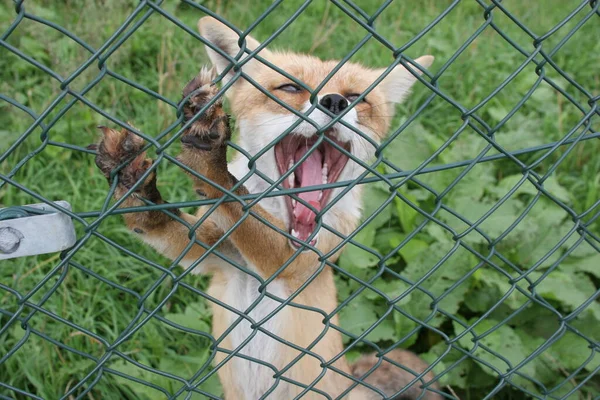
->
[293,146,323,240]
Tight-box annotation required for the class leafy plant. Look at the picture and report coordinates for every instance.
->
[1,0,599,399]
[337,117,600,398]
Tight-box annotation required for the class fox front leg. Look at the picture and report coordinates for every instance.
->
[93,125,172,230]
[92,125,230,273]
[178,68,323,279]
[177,67,234,196]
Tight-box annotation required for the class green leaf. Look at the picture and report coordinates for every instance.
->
[365,279,411,302]
[422,342,496,389]
[164,302,211,333]
[547,331,599,372]
[361,182,394,230]
[394,189,420,232]
[515,330,561,385]
[373,228,404,256]
[392,311,418,348]
[534,270,596,311]
[563,253,600,278]
[382,122,435,170]
[111,360,173,399]
[338,225,379,270]
[567,240,600,259]
[495,114,547,152]
[453,320,539,391]
[478,198,523,241]
[338,295,396,344]
[571,307,600,342]
[543,175,571,203]
[471,268,525,310]
[335,276,354,300]
[367,318,397,343]
[339,296,379,341]
[509,305,561,339]
[425,223,452,244]
[494,174,538,197]
[389,236,429,265]
[498,198,571,269]
[402,243,476,327]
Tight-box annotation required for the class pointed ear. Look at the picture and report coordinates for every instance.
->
[378,55,434,104]
[198,17,273,84]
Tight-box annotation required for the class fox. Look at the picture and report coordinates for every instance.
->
[92,16,441,400]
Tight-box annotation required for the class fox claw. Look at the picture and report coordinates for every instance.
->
[181,134,213,150]
[182,66,221,121]
[181,66,231,150]
[93,125,155,190]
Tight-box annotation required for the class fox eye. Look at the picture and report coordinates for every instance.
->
[346,93,366,103]
[275,83,303,93]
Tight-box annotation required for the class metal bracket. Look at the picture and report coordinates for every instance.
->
[0,201,76,260]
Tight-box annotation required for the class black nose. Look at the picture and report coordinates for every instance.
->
[319,94,348,115]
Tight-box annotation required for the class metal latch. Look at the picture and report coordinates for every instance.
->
[0,201,76,260]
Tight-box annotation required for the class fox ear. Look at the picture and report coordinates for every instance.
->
[378,55,434,104]
[198,17,272,84]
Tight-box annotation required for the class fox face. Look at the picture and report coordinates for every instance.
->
[199,17,433,251]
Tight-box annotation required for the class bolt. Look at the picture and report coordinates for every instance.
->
[0,227,24,254]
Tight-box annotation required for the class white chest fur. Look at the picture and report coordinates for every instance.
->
[221,269,292,399]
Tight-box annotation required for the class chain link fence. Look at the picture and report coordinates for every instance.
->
[1,0,599,399]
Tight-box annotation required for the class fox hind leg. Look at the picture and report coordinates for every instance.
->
[350,349,443,400]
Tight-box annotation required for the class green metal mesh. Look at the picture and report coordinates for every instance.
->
[1,0,599,399]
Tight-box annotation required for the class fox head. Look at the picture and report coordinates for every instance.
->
[198,17,433,252]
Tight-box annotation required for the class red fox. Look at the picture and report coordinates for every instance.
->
[92,16,441,400]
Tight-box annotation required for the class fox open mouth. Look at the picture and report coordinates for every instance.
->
[274,131,351,249]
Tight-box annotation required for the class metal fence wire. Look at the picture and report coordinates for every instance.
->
[1,0,600,399]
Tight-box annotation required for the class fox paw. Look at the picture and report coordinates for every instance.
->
[181,66,231,151]
[93,126,156,193]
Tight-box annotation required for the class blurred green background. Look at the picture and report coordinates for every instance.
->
[1,0,599,399]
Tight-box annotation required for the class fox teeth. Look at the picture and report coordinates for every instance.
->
[322,162,328,184]
[291,229,299,238]
[318,191,323,201]
[288,172,295,187]
[292,198,297,207]
[288,159,294,170]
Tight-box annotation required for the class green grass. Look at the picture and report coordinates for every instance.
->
[1,0,599,399]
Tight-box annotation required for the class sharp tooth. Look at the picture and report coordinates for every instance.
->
[288,159,294,170]
[322,162,328,184]
[291,229,299,238]
[288,172,295,187]
[318,191,323,201]
[292,198,297,207]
